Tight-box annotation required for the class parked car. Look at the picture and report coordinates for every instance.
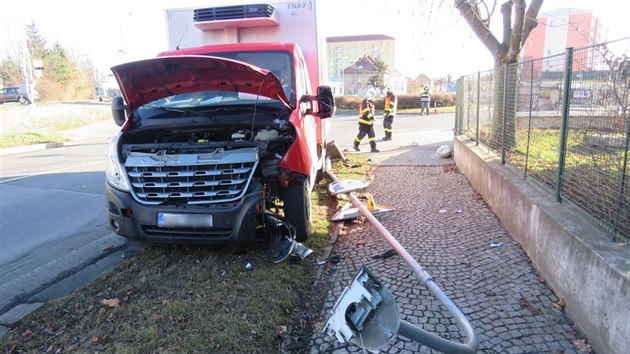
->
[0,86,32,104]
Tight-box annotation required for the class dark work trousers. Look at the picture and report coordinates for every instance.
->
[420,100,430,115]
[354,123,377,149]
[383,115,394,139]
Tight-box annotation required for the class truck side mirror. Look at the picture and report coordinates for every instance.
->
[111,96,127,126]
[316,85,335,118]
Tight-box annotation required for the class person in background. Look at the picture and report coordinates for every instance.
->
[420,84,431,116]
[382,87,397,141]
[353,88,379,153]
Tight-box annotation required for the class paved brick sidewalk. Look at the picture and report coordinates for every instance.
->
[310,165,588,353]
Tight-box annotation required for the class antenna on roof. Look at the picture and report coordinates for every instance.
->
[175,22,191,50]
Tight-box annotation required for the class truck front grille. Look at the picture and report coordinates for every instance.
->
[194,4,275,22]
[125,148,258,205]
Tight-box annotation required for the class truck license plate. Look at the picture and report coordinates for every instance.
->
[157,213,213,228]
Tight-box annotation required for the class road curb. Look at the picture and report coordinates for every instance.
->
[0,142,65,157]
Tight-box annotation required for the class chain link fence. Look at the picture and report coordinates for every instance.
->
[456,38,630,243]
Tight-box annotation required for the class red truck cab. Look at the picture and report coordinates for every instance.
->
[105,2,334,244]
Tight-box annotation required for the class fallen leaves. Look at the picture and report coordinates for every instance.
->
[554,298,566,310]
[100,298,121,308]
[275,325,288,337]
[573,339,592,352]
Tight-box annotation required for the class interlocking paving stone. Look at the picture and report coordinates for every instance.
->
[310,165,586,353]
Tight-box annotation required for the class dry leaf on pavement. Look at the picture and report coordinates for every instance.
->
[554,298,566,310]
[100,298,121,308]
[573,339,592,352]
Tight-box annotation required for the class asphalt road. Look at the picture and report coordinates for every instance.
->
[0,122,126,315]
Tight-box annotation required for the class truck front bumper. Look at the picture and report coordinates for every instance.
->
[105,184,261,244]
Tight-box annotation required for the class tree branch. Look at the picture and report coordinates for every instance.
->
[501,1,513,55]
[454,0,502,56]
[522,0,544,43]
[507,0,526,62]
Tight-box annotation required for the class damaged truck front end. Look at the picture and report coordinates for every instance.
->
[105,55,334,244]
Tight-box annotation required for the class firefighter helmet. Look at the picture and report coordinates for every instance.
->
[365,88,376,99]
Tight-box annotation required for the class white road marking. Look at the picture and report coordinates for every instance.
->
[0,160,105,184]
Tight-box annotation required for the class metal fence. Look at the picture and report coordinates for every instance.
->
[455,37,630,243]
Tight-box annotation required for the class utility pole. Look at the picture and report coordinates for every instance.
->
[19,37,36,103]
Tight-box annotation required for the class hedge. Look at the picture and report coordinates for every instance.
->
[334,93,456,110]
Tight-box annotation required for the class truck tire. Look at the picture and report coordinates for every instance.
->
[283,176,311,241]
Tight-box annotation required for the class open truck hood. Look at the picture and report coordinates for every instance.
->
[110,55,292,111]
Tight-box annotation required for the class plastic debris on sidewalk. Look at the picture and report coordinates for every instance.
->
[437,145,453,158]
[331,200,395,222]
[490,242,504,248]
[328,179,369,195]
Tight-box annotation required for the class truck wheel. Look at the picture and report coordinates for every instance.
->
[18,96,27,104]
[283,176,311,241]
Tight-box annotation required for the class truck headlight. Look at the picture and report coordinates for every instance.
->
[106,133,130,191]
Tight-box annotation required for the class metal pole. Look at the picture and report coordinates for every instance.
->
[525,60,534,179]
[326,170,479,354]
[501,65,508,164]
[476,71,481,145]
[467,78,472,133]
[556,48,573,203]
[455,78,460,134]
[613,115,630,241]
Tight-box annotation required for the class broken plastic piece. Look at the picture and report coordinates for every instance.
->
[291,242,313,260]
[328,179,369,195]
[490,242,503,248]
[245,263,253,270]
[331,201,394,221]
[366,193,376,211]
[322,266,400,350]
[266,212,297,263]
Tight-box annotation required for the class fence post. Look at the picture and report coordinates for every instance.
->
[501,65,508,165]
[455,77,461,134]
[476,71,481,145]
[525,60,534,179]
[556,47,573,203]
[614,117,630,241]
[467,78,472,134]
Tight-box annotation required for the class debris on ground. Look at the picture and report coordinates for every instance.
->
[573,339,592,352]
[372,249,397,259]
[554,298,566,310]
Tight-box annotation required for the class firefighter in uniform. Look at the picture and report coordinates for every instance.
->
[382,87,397,141]
[353,88,379,152]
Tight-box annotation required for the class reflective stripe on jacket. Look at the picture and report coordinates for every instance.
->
[358,99,375,125]
[420,88,430,101]
[384,94,397,116]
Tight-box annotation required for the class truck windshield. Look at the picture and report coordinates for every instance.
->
[203,51,294,105]
[137,90,288,119]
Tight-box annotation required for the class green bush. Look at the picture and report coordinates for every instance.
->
[334,93,456,110]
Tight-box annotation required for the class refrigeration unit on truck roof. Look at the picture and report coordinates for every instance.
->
[165,1,326,88]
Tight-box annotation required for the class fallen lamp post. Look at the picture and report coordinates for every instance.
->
[322,170,479,353]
